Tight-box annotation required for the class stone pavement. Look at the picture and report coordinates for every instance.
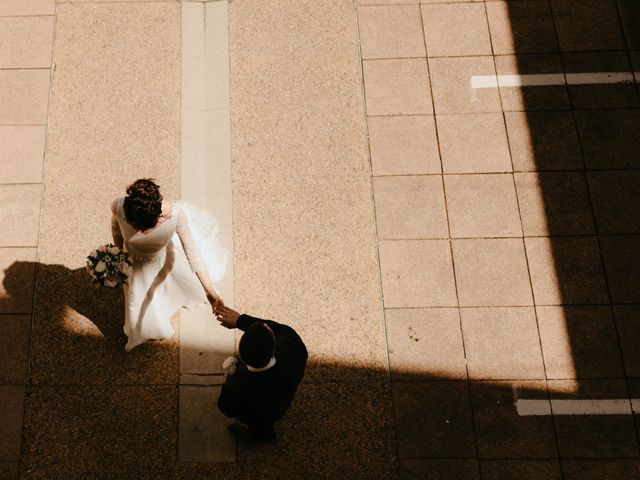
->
[1,0,640,479]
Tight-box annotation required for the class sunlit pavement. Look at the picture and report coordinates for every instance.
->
[1,0,640,478]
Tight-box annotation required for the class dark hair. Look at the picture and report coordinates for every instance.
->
[123,178,163,231]
[239,322,275,369]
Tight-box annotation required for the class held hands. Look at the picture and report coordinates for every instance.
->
[206,287,224,311]
[214,305,240,329]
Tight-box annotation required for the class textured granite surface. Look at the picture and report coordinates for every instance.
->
[229,0,387,382]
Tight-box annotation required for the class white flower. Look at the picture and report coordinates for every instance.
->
[222,356,237,376]
[95,261,107,273]
[90,250,98,258]
[107,246,120,255]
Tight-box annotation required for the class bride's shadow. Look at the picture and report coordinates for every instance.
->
[1,261,179,385]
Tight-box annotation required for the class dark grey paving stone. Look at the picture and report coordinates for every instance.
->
[506,111,582,172]
[538,306,625,379]
[492,1,558,54]
[400,459,479,480]
[617,0,640,49]
[516,172,595,235]
[471,381,557,458]
[237,380,398,480]
[600,236,640,303]
[30,267,178,385]
[561,459,640,479]
[614,306,640,377]
[0,462,19,480]
[481,460,562,480]
[551,0,626,51]
[587,171,640,234]
[496,54,569,111]
[20,386,177,479]
[575,110,640,170]
[392,381,476,459]
[0,387,23,463]
[549,380,639,458]
[563,52,638,109]
[0,315,30,385]
[0,252,36,314]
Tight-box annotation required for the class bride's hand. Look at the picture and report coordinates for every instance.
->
[206,288,224,311]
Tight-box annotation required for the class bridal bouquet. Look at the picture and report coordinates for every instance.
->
[86,244,133,288]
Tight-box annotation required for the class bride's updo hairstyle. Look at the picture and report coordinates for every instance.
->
[123,178,163,231]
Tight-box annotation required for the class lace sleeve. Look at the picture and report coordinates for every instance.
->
[175,207,207,273]
[111,199,124,248]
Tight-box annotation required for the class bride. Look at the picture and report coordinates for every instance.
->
[110,178,227,351]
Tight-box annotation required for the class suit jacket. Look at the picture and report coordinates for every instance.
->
[217,314,308,424]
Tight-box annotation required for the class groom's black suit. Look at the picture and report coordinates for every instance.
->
[217,314,308,440]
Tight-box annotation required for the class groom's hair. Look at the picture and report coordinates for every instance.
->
[239,322,275,369]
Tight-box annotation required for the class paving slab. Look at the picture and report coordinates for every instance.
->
[0,0,54,16]
[460,307,545,380]
[178,385,234,463]
[471,381,556,457]
[481,460,562,480]
[0,248,37,314]
[0,185,42,247]
[0,126,46,184]
[599,235,640,303]
[525,236,609,305]
[372,175,448,239]
[452,239,533,307]
[357,4,425,59]
[486,0,558,55]
[537,306,623,379]
[392,380,476,458]
[430,56,501,114]
[0,315,30,385]
[563,52,639,109]
[575,109,640,170]
[437,113,512,173]
[0,386,23,462]
[549,379,639,458]
[587,171,640,234]
[400,459,480,480]
[0,17,54,68]
[550,0,626,51]
[562,460,640,480]
[495,54,569,111]
[379,240,457,308]
[363,58,432,115]
[515,172,595,236]
[444,174,521,238]
[613,305,640,377]
[367,115,441,175]
[422,3,491,57]
[505,111,582,171]
[617,0,640,50]
[0,70,50,126]
[386,308,466,380]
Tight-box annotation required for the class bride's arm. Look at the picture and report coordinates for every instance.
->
[174,204,224,309]
[110,199,124,249]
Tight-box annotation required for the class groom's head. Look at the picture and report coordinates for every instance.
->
[239,322,275,369]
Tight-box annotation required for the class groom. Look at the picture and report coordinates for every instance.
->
[215,305,308,442]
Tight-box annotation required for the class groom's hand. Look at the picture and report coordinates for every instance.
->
[215,305,240,329]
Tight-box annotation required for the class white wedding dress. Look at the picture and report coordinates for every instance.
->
[111,198,227,351]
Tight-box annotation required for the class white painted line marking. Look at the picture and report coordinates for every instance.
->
[517,398,639,416]
[471,72,638,89]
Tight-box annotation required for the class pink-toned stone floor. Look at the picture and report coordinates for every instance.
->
[356,0,640,478]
